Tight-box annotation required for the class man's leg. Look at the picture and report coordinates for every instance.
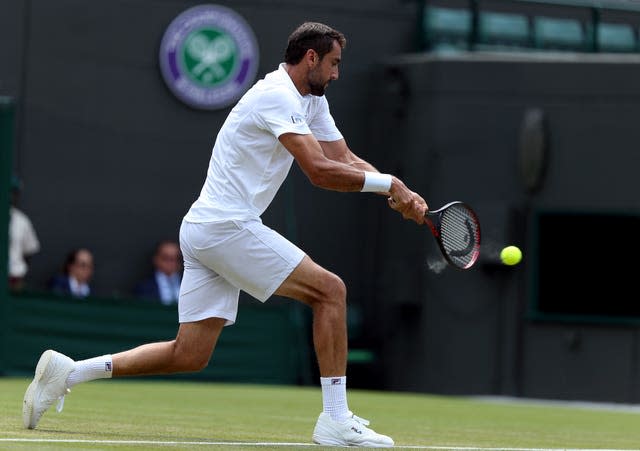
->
[275,255,347,377]
[23,317,226,429]
[112,317,226,376]
[275,256,393,448]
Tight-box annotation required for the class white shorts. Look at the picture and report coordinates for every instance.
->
[178,219,305,325]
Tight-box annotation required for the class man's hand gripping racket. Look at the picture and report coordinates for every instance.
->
[424,201,481,269]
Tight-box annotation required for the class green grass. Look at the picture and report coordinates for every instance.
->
[2,377,640,450]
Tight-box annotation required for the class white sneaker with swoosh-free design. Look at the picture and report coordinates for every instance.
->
[23,349,75,429]
[312,412,394,447]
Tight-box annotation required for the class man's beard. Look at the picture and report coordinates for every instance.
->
[309,82,327,96]
[308,68,329,96]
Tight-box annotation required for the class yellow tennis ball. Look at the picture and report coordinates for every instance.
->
[500,245,522,266]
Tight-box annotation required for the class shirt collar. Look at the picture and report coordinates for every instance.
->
[278,63,306,99]
[69,276,90,297]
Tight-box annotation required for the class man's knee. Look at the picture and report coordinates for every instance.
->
[315,271,347,309]
[276,257,347,309]
[172,317,225,372]
[327,273,347,302]
[173,340,213,372]
[184,352,211,372]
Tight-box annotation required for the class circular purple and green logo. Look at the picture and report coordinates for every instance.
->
[159,4,259,110]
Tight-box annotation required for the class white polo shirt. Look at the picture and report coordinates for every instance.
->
[185,63,343,223]
[8,206,40,278]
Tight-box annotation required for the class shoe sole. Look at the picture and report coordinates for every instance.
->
[313,437,393,447]
[22,349,54,429]
[313,434,394,448]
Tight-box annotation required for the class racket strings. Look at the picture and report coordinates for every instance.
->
[440,206,480,268]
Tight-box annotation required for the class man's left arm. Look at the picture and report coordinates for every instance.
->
[319,138,429,219]
[318,139,379,172]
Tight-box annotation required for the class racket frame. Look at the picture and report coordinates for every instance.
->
[425,201,481,270]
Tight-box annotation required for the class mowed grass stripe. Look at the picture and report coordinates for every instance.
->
[0,439,637,451]
[1,378,640,450]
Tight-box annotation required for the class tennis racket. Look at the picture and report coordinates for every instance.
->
[425,201,481,270]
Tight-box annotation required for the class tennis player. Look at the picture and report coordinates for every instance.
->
[23,21,427,447]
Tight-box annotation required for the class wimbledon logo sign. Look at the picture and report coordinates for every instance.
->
[159,4,259,110]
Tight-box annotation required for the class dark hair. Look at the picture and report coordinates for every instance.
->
[63,248,91,274]
[153,239,181,257]
[284,22,346,64]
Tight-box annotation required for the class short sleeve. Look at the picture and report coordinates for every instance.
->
[308,96,343,142]
[253,89,312,138]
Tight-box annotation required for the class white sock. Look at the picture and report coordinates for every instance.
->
[320,376,350,422]
[66,355,113,388]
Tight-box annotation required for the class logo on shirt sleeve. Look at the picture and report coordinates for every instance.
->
[291,114,305,124]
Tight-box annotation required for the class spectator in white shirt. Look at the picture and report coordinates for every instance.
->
[8,176,40,291]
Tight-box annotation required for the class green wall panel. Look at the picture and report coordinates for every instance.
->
[2,293,314,386]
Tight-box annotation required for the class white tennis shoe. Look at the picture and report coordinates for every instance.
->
[312,411,394,447]
[23,349,75,429]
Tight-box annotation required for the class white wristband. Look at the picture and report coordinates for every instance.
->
[361,171,392,193]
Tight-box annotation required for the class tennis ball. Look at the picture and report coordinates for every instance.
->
[500,245,522,266]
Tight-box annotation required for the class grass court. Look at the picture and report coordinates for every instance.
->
[1,377,640,450]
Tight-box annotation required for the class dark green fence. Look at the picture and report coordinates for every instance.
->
[2,292,314,385]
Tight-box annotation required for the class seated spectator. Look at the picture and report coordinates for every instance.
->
[8,176,40,291]
[134,240,182,305]
[49,248,94,298]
